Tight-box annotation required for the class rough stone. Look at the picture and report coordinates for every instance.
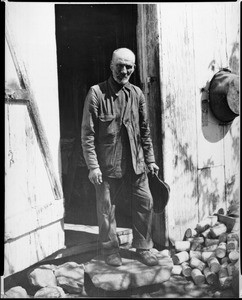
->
[183,281,196,292]
[150,248,171,258]
[4,286,29,298]
[34,286,66,298]
[84,249,173,291]
[54,262,85,294]
[28,264,57,288]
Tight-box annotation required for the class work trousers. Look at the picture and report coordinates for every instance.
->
[94,169,154,255]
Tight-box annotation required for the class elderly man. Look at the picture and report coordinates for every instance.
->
[81,48,159,267]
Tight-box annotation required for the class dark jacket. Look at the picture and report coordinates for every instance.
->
[81,76,155,178]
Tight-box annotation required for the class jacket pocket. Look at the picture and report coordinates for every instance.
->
[98,143,115,172]
[98,115,116,143]
[99,115,115,122]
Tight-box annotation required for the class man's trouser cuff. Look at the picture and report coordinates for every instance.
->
[132,239,154,250]
[101,239,120,255]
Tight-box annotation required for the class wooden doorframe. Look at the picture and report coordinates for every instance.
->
[136,4,168,247]
[137,4,163,171]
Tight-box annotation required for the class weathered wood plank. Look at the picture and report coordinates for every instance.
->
[5,103,65,241]
[192,2,240,218]
[41,226,133,262]
[26,102,63,199]
[64,224,132,248]
[64,224,131,234]
[157,3,239,241]
[157,4,198,241]
[197,166,226,221]
[224,3,240,75]
[223,118,240,211]
[6,3,62,177]
[192,3,228,170]
[5,201,64,242]
[137,4,162,168]
[137,5,166,246]
[5,104,35,220]
[5,37,21,91]
[5,89,30,102]
[5,6,63,200]
[4,220,65,277]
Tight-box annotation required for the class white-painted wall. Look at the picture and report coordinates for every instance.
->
[157,2,240,241]
[5,2,65,276]
[6,2,61,178]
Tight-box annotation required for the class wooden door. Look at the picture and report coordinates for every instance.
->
[5,3,65,277]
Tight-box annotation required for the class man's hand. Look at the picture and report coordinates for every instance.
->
[89,168,103,185]
[148,163,159,177]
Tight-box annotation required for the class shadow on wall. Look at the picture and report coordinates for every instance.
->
[164,96,199,240]
[200,80,231,143]
[164,91,230,234]
[197,166,224,221]
[226,174,240,214]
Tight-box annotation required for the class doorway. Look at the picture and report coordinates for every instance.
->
[55,4,139,227]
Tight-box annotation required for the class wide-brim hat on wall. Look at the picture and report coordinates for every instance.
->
[148,172,170,214]
[208,68,239,123]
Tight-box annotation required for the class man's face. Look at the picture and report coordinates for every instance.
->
[110,52,135,86]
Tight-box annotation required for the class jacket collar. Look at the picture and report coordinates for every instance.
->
[108,76,131,97]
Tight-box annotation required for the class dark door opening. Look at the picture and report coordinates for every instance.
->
[55,4,139,226]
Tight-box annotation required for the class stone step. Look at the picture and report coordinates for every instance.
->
[84,248,173,291]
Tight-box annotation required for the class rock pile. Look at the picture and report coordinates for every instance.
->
[170,212,239,297]
[4,250,174,297]
[4,210,239,298]
[4,262,85,298]
[4,286,30,298]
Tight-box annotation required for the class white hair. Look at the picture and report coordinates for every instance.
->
[111,48,135,63]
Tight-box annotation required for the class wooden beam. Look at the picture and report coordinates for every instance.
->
[5,89,30,106]
[5,12,63,200]
[41,226,133,262]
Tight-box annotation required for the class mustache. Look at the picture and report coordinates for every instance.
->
[117,74,130,79]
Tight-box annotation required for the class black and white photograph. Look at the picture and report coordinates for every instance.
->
[3,1,240,298]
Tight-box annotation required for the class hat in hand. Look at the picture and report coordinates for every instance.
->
[148,172,170,214]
